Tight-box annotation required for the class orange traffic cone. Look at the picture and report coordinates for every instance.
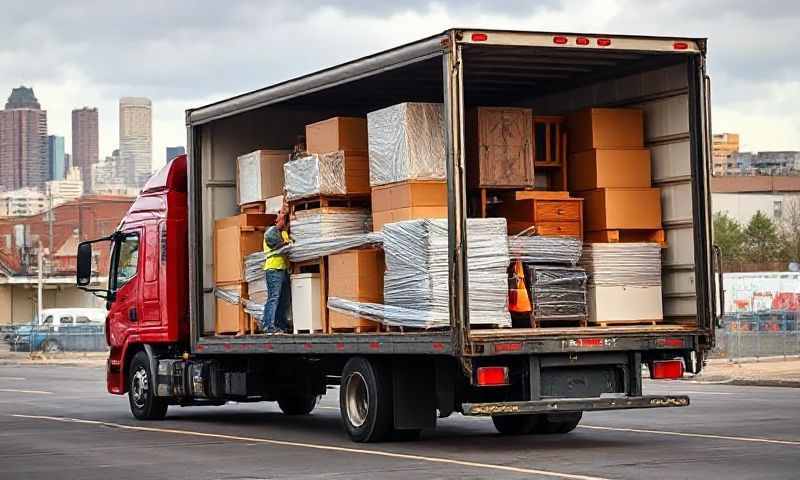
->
[509,260,532,313]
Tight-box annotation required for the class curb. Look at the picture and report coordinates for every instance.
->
[688,376,800,388]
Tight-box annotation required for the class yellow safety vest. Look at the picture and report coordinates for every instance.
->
[263,230,290,271]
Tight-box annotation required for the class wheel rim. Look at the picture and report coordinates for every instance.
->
[344,372,369,428]
[44,341,60,353]
[131,366,149,409]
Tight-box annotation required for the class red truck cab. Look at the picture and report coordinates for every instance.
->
[79,155,190,395]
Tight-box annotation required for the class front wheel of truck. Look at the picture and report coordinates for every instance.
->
[128,351,168,421]
[492,414,541,435]
[538,412,582,434]
[278,394,320,415]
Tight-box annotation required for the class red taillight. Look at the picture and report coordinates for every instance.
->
[597,38,612,47]
[553,36,568,45]
[575,337,604,348]
[673,41,689,50]
[494,342,523,353]
[576,37,590,46]
[476,367,509,386]
[656,337,685,348]
[471,32,488,42]
[651,360,685,379]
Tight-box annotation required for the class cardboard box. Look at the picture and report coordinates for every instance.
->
[587,285,663,323]
[578,188,661,231]
[372,206,448,231]
[569,149,651,191]
[371,180,447,213]
[567,108,644,153]
[306,117,368,154]
[236,150,291,205]
[284,150,370,201]
[214,214,275,284]
[215,283,247,334]
[328,249,384,302]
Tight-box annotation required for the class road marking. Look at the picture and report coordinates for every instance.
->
[667,391,734,396]
[579,425,800,446]
[11,414,613,480]
[0,388,52,395]
[0,377,26,380]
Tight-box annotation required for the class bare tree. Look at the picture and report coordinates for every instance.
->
[780,197,800,263]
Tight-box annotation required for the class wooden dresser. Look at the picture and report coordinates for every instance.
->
[497,191,583,238]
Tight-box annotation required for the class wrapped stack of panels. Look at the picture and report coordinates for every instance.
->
[581,243,663,323]
[283,151,370,201]
[290,207,371,242]
[381,218,511,328]
[509,235,582,265]
[367,102,446,186]
[526,265,588,321]
[236,150,291,206]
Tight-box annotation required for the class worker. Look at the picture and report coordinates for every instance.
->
[262,203,291,333]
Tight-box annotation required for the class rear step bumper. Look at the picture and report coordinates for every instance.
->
[462,395,690,416]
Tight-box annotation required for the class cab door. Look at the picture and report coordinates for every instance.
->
[107,229,142,348]
[140,224,162,332]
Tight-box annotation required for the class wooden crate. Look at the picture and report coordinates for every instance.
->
[467,107,534,189]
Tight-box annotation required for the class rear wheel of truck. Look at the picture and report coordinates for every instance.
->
[538,412,582,434]
[128,351,168,421]
[277,394,320,415]
[340,357,392,443]
[492,414,541,435]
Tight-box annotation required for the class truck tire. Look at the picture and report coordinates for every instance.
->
[538,412,582,434]
[492,414,541,435]
[277,394,320,415]
[128,351,168,420]
[42,340,63,353]
[340,357,393,443]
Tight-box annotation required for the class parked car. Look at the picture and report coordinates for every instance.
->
[36,308,106,331]
[11,323,106,353]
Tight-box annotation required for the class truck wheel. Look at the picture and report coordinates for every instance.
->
[128,351,168,420]
[42,340,63,353]
[278,394,320,415]
[340,357,392,443]
[492,414,541,435]
[538,412,582,434]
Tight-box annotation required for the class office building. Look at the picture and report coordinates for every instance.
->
[47,135,65,181]
[712,133,740,176]
[71,107,99,192]
[166,146,185,162]
[119,97,152,188]
[92,150,124,193]
[0,187,47,217]
[46,166,83,207]
[0,87,48,191]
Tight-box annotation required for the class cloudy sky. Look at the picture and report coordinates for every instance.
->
[3,1,799,172]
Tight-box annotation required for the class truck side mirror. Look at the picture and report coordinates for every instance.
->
[76,242,93,286]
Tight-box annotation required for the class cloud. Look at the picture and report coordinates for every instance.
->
[2,0,798,172]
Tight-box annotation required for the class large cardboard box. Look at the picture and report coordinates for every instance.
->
[569,149,651,191]
[215,283,248,334]
[587,285,663,323]
[214,214,274,284]
[328,249,384,302]
[236,150,291,205]
[567,108,644,153]
[578,188,661,231]
[306,117,368,154]
[284,150,370,201]
[371,180,447,213]
[372,206,448,231]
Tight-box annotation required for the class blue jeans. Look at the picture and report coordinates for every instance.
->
[262,269,290,332]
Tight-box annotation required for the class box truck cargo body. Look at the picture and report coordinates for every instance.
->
[77,29,719,442]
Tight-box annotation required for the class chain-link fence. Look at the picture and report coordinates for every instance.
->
[3,323,107,354]
[715,311,800,359]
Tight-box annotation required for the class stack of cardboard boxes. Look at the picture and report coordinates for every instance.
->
[567,108,663,242]
[327,249,385,332]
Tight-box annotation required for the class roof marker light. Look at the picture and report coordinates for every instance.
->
[471,32,488,42]
[576,37,590,46]
[597,38,612,47]
[673,41,689,50]
[553,36,568,45]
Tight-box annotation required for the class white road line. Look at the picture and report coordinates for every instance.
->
[10,414,612,480]
[0,388,52,395]
[667,391,734,395]
[579,425,800,446]
[0,377,26,380]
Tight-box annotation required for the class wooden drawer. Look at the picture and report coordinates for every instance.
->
[535,221,582,238]
[534,200,582,222]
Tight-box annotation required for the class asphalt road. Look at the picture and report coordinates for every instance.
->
[0,364,798,480]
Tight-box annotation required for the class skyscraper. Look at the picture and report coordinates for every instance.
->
[0,87,48,192]
[47,135,65,181]
[71,107,99,192]
[119,97,152,188]
[166,146,185,162]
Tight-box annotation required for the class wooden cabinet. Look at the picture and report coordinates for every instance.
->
[468,107,534,188]
[496,192,583,238]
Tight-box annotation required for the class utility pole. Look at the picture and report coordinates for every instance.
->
[37,241,43,323]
